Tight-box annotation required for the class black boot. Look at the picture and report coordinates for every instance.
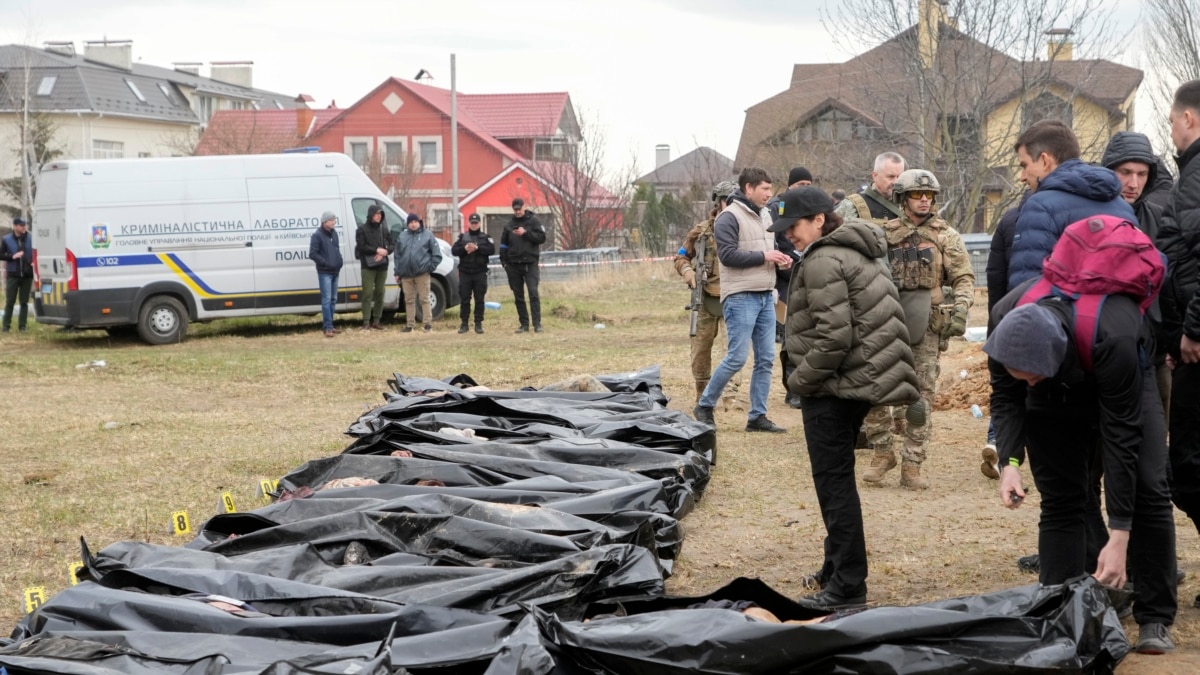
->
[475,322,484,334]
[458,324,469,334]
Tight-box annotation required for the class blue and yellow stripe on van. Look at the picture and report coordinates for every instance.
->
[72,253,370,310]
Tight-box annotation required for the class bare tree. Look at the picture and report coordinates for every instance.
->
[362,148,422,213]
[1143,0,1200,148]
[744,0,1125,232]
[521,111,638,251]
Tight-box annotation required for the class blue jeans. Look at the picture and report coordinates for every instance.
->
[699,290,776,419]
[318,272,338,331]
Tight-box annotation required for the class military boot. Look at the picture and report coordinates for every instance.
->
[861,450,897,484]
[900,461,929,490]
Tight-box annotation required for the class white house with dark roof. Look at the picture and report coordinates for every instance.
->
[0,40,296,190]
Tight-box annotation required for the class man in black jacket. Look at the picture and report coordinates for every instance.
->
[500,198,547,333]
[355,204,394,331]
[1103,131,1175,426]
[1160,80,1200,553]
[452,213,496,334]
[987,289,1177,655]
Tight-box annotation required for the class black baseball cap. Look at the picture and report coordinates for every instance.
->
[468,213,481,223]
[767,186,835,232]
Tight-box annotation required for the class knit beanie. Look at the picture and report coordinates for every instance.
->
[983,303,1068,378]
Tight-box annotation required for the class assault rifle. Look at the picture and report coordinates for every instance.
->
[688,235,709,337]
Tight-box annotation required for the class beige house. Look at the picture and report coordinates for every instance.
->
[0,40,295,213]
[735,0,1142,232]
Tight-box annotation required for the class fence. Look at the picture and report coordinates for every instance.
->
[486,247,671,286]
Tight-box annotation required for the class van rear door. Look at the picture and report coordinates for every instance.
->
[33,164,69,322]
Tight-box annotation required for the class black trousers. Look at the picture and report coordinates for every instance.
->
[800,396,872,599]
[3,276,32,330]
[459,271,488,325]
[1027,369,1176,625]
[505,262,541,327]
[1170,362,1200,530]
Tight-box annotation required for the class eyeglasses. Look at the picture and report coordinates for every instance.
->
[907,190,936,200]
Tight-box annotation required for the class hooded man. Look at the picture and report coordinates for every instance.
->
[354,204,394,330]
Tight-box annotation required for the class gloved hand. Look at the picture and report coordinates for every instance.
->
[945,303,969,338]
[683,269,696,289]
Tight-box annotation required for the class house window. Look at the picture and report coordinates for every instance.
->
[37,76,57,96]
[93,140,124,159]
[344,137,372,168]
[412,136,443,173]
[378,136,408,172]
[535,139,575,162]
[273,100,285,110]
[940,115,980,157]
[138,151,151,158]
[428,206,451,232]
[197,95,215,124]
[156,82,178,106]
[125,79,147,103]
[1022,92,1073,129]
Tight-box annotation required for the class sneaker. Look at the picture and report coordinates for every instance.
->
[370,323,386,331]
[692,404,715,425]
[330,328,342,334]
[1017,553,1040,573]
[403,326,414,333]
[458,325,469,334]
[361,322,371,331]
[324,330,335,338]
[981,444,1000,480]
[746,416,786,433]
[423,324,432,332]
[475,324,484,334]
[1134,622,1174,655]
[534,325,543,333]
[795,589,866,611]
[1,326,8,333]
[515,325,530,334]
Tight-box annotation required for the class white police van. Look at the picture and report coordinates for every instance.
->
[33,153,457,344]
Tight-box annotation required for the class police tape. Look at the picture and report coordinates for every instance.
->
[490,256,673,269]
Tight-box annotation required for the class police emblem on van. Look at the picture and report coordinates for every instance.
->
[91,224,110,249]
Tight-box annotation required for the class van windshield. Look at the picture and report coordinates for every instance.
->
[351,198,409,236]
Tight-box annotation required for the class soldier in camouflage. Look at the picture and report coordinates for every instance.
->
[862,169,975,490]
[675,181,737,402]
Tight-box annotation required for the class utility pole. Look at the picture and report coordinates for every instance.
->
[450,54,459,235]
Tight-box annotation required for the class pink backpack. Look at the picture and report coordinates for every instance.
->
[1018,215,1165,371]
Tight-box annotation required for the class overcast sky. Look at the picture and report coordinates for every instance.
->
[2,0,1149,180]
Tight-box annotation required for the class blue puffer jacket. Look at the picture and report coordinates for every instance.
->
[394,225,442,278]
[1007,159,1136,289]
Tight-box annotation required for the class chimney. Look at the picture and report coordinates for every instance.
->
[173,61,202,76]
[295,94,314,138]
[83,39,133,70]
[917,0,948,70]
[655,144,671,169]
[43,41,75,57]
[210,61,253,88]
[1046,28,1074,61]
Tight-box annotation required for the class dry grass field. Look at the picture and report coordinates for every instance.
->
[1,261,1197,671]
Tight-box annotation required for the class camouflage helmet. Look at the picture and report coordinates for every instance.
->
[711,180,737,203]
[892,169,941,202]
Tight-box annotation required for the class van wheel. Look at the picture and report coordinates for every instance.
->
[429,281,447,320]
[137,296,188,345]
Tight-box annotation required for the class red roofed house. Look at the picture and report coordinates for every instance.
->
[196,78,623,248]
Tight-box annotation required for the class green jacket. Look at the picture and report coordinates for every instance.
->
[784,218,920,406]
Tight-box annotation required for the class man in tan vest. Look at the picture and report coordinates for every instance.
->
[693,167,793,433]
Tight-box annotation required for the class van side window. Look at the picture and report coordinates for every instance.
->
[351,198,379,227]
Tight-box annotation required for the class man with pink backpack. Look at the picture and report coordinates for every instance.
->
[986,214,1177,655]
